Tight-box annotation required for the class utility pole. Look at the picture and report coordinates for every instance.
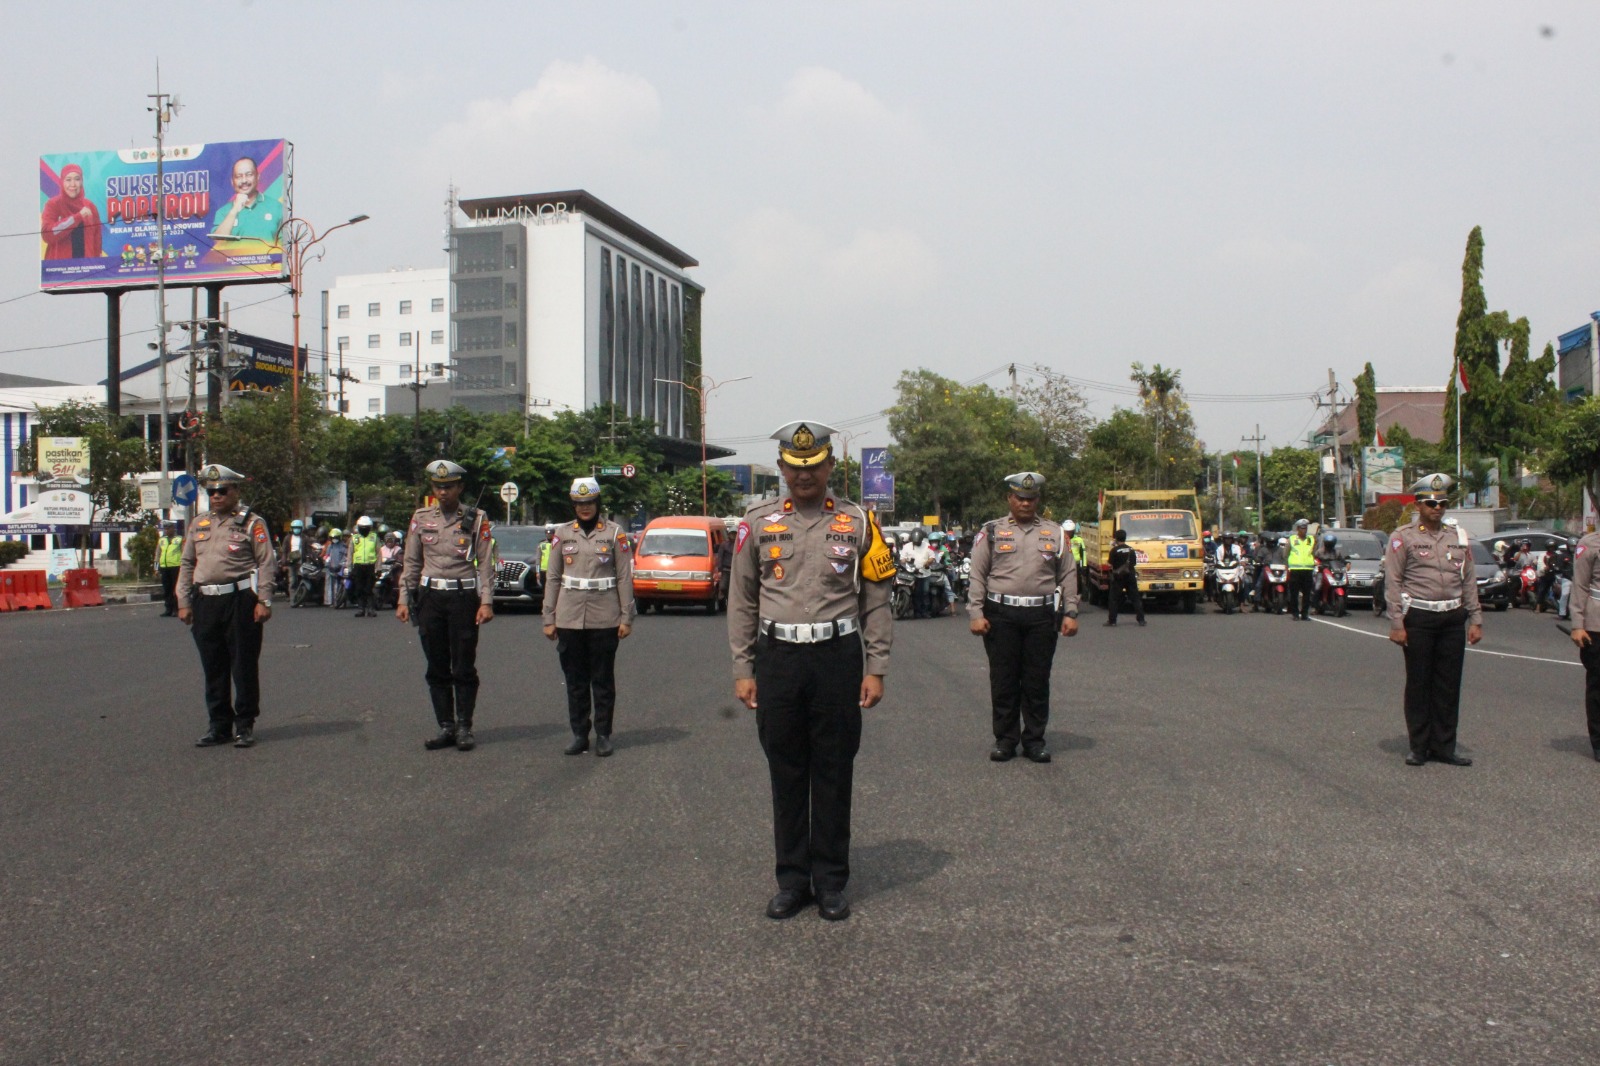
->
[148,75,180,510]
[1315,368,1348,528]
[1242,425,1266,528]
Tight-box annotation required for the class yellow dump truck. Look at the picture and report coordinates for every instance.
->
[1080,489,1206,613]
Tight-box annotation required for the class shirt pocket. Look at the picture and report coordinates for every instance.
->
[760,541,794,578]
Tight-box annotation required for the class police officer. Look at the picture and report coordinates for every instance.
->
[157,519,183,616]
[1569,526,1600,761]
[1384,473,1482,766]
[1287,518,1317,620]
[1064,519,1087,596]
[348,515,380,617]
[542,477,635,757]
[396,460,495,752]
[967,472,1079,763]
[176,464,277,748]
[1105,528,1145,626]
[730,421,894,922]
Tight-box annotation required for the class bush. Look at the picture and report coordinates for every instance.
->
[126,524,159,580]
[0,540,28,566]
[1361,500,1416,534]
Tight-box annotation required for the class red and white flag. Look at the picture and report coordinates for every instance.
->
[1457,360,1470,395]
[1373,428,1386,448]
[1232,455,1240,469]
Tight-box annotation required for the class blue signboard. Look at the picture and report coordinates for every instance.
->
[861,447,894,507]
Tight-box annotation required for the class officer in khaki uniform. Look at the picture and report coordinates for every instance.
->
[1568,527,1600,761]
[542,477,635,758]
[967,472,1079,764]
[730,421,894,922]
[396,460,495,752]
[1384,473,1483,766]
[177,464,277,748]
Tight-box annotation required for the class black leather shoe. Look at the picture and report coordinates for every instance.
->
[990,743,1016,762]
[765,888,813,920]
[424,727,457,751]
[233,726,255,748]
[564,734,589,756]
[455,726,475,751]
[1434,752,1472,766]
[1103,621,1117,627]
[1405,750,1427,766]
[195,729,231,747]
[1023,745,1052,763]
[594,734,613,757]
[1136,619,1147,626]
[817,891,851,921]
[1592,748,1600,763]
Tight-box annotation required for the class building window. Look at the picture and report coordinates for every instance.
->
[505,283,518,308]
[504,322,517,346]
[431,298,444,313]
[399,332,412,347]
[336,304,350,319]
[368,398,381,413]
[599,248,614,409]
[400,364,412,379]
[505,363,517,387]
[367,365,381,380]
[367,334,380,348]
[368,302,381,317]
[431,330,444,345]
[399,300,412,315]
[336,336,349,353]
[505,245,518,270]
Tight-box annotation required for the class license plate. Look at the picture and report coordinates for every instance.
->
[1150,582,1174,590]
[657,581,683,591]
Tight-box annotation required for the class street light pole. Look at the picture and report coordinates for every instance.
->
[656,373,751,514]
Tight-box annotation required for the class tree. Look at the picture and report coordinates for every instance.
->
[1444,226,1497,449]
[20,400,152,561]
[1354,362,1377,445]
[1130,362,1204,489]
[1076,409,1156,493]
[1544,397,1600,525]
[204,386,331,531]
[1260,447,1320,529]
[1016,374,1093,459]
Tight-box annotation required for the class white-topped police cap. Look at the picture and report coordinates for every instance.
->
[199,463,245,487]
[426,459,467,484]
[771,420,838,467]
[1411,472,1454,499]
[569,477,602,502]
[1004,471,1045,499]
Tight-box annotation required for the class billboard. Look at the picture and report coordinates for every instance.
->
[1363,446,1405,502]
[225,331,305,393]
[40,138,291,292]
[861,447,894,507]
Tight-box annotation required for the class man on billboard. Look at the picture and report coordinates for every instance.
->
[210,157,283,244]
[40,164,103,259]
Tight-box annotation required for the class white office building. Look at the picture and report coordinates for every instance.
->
[320,268,451,418]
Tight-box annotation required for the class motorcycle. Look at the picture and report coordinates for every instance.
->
[1315,559,1349,618]
[1510,563,1538,609]
[1213,555,1246,615]
[890,562,916,620]
[1263,562,1290,615]
[373,558,401,611]
[949,556,971,608]
[290,556,325,608]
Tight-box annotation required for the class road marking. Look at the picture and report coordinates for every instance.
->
[1309,616,1581,667]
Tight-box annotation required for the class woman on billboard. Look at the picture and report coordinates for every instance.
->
[40,163,103,260]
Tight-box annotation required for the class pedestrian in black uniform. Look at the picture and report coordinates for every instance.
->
[1105,528,1145,626]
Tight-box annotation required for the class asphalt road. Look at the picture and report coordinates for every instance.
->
[2,592,1595,1065]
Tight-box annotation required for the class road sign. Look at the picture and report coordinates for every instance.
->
[499,481,519,504]
[621,463,637,479]
[172,474,198,506]
[600,466,623,476]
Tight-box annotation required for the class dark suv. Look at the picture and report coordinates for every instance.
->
[490,524,548,610]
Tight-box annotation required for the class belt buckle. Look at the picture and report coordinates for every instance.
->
[796,623,814,642]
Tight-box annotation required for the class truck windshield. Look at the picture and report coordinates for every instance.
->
[640,530,709,557]
[1120,512,1196,540]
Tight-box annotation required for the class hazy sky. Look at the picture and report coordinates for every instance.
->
[4,1,1596,465]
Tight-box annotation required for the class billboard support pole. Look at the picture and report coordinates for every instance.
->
[205,285,223,418]
[105,292,121,416]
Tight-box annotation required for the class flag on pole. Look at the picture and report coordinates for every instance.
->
[1232,455,1239,469]
[1373,428,1385,447]
[1457,360,1470,394]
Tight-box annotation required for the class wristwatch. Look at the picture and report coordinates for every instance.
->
[1064,609,1078,619]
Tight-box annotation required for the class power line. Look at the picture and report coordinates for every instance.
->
[0,289,290,359]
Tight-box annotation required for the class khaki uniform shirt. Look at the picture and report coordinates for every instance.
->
[728,494,893,680]
[400,505,495,607]
[176,506,277,606]
[1383,522,1483,627]
[1570,532,1600,632]
[541,519,636,629]
[965,515,1079,621]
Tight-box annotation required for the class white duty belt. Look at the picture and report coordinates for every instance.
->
[1401,593,1463,612]
[421,576,478,590]
[763,617,859,643]
[197,575,258,596]
[562,576,617,591]
[986,592,1058,608]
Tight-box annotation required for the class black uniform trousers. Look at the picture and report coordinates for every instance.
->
[191,589,263,729]
[1401,606,1468,757]
[1580,636,1600,752]
[556,627,620,738]
[1107,571,1144,623]
[160,566,180,615]
[1289,568,1315,618]
[349,563,375,613]
[417,588,481,726]
[754,630,864,895]
[982,601,1060,748]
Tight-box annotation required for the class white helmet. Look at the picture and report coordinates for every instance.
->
[356,515,374,529]
[1063,520,1077,533]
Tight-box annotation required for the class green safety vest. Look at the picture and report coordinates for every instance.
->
[1070,535,1086,564]
[351,532,379,565]
[540,540,552,570]
[1287,534,1316,569]
[158,535,183,568]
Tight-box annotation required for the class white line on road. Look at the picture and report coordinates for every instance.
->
[1309,616,1581,667]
